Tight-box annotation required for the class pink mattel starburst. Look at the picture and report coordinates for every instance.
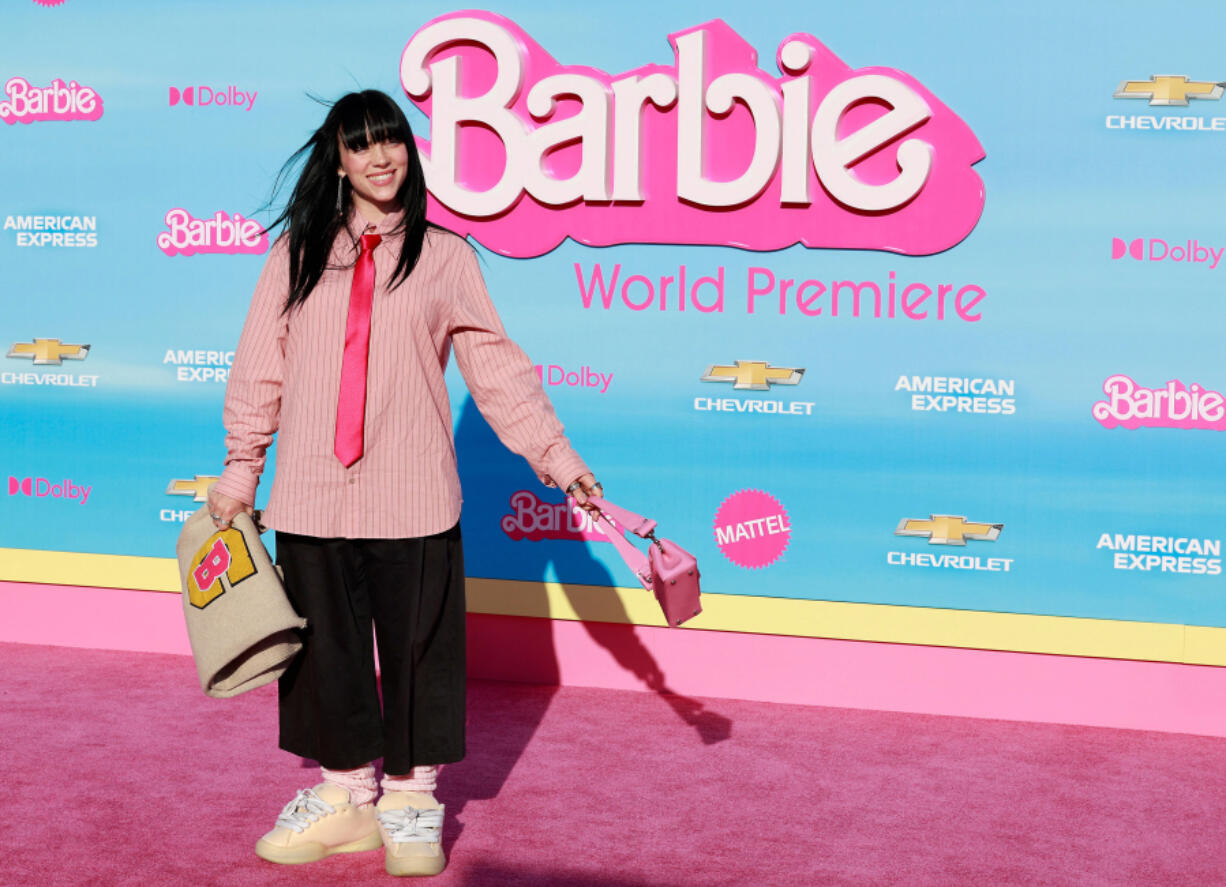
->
[713,489,791,569]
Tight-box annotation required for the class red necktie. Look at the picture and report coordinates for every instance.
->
[334,231,382,467]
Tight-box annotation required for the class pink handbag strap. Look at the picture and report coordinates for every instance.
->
[584,496,655,590]
[585,496,657,539]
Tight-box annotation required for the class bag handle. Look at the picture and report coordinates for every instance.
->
[582,496,655,590]
[584,495,657,539]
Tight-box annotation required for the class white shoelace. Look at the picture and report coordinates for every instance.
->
[377,806,444,844]
[274,788,337,834]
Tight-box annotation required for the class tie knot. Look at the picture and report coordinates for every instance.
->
[360,232,382,252]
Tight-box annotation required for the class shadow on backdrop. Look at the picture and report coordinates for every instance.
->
[443,397,732,832]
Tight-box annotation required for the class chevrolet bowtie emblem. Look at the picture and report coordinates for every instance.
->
[701,360,804,391]
[1114,75,1225,106]
[895,515,1003,546]
[7,338,90,365]
[166,476,220,503]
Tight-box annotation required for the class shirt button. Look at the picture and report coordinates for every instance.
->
[348,477,356,485]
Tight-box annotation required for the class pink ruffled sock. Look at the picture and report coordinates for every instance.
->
[320,763,378,807]
[381,765,439,796]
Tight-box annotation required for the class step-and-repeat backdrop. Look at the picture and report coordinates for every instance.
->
[5,1,1226,641]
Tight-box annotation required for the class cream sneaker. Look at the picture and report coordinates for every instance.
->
[254,783,382,864]
[375,791,446,876]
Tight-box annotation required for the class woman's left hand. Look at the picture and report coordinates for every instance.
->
[567,474,603,511]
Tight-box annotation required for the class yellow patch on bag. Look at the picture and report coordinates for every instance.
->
[187,528,257,609]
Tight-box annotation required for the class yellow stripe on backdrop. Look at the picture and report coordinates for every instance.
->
[3,547,1224,667]
[3,548,180,592]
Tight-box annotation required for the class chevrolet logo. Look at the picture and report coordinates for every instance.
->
[7,338,90,365]
[1114,75,1225,106]
[701,360,804,391]
[895,515,1003,546]
[166,476,220,503]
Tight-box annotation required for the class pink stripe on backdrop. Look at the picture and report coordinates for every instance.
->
[0,581,191,654]
[5,580,1226,737]
[470,614,1226,738]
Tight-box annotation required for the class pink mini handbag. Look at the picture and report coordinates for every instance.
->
[585,496,702,627]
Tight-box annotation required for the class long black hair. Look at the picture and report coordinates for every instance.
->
[268,90,433,313]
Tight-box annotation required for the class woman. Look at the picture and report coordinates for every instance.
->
[208,89,601,877]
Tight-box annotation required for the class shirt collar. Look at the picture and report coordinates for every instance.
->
[345,206,406,240]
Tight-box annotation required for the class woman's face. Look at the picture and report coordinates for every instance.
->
[337,133,409,223]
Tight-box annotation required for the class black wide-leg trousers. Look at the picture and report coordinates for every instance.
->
[273,523,466,774]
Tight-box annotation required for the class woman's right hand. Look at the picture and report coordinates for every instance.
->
[207,488,253,530]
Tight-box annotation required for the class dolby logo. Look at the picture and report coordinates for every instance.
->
[168,85,257,111]
[1112,237,1224,269]
[9,475,92,504]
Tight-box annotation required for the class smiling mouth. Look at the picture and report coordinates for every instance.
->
[369,171,396,186]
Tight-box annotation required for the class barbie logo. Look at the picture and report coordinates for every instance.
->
[0,77,102,124]
[401,12,984,257]
[500,490,614,543]
[1092,375,1226,430]
[156,209,268,257]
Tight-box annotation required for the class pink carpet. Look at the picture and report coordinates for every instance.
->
[3,641,1225,886]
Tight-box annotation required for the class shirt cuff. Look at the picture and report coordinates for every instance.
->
[542,449,591,494]
[212,465,259,506]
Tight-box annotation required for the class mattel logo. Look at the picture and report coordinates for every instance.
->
[1111,237,1224,269]
[8,475,92,504]
[713,489,791,569]
[168,85,257,112]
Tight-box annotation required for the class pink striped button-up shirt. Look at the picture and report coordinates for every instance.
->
[212,212,590,539]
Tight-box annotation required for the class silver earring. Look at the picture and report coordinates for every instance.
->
[336,175,345,215]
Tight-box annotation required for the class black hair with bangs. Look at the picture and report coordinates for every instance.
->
[268,90,435,313]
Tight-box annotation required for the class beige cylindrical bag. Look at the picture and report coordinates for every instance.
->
[176,507,306,698]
